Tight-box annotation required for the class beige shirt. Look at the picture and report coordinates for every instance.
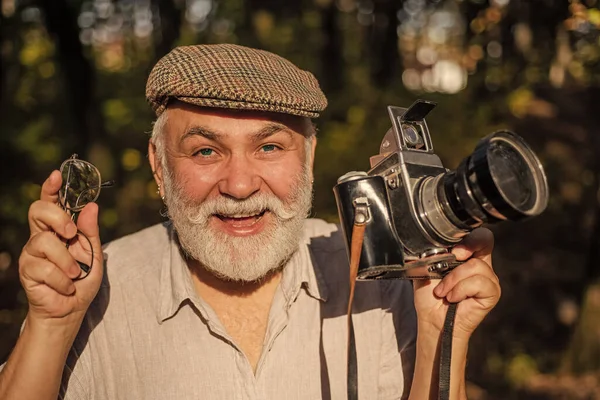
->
[35,219,417,399]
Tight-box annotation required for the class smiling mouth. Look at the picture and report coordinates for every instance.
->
[215,210,267,227]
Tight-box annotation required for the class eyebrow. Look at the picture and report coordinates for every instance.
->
[179,126,221,143]
[251,123,294,141]
[179,122,294,144]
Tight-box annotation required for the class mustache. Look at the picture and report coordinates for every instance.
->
[186,193,298,224]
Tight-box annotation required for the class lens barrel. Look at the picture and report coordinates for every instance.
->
[419,131,548,244]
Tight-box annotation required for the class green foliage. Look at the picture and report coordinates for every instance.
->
[507,353,539,388]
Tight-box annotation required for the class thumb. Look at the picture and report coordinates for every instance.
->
[452,228,494,264]
[74,202,103,283]
[77,202,100,244]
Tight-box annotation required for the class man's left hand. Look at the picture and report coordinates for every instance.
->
[413,228,501,341]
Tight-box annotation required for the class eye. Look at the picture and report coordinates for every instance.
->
[196,148,214,157]
[260,144,279,153]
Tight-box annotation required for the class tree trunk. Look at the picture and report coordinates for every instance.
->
[153,0,183,62]
[36,0,105,153]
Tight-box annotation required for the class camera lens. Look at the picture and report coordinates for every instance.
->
[487,139,536,212]
[418,130,548,245]
[462,131,548,221]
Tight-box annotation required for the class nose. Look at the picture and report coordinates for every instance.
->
[217,155,261,200]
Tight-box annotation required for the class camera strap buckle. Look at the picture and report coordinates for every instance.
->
[352,197,371,225]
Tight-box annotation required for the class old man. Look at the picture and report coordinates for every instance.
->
[0,44,500,399]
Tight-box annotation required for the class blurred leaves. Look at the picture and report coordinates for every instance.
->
[103,98,134,132]
[507,353,539,388]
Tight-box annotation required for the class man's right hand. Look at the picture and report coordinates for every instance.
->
[0,170,103,400]
[19,170,104,326]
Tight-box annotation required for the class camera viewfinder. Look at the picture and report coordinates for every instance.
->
[401,123,425,149]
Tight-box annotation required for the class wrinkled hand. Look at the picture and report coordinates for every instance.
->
[18,170,104,326]
[413,228,501,341]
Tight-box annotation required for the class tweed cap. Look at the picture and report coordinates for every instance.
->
[146,44,328,118]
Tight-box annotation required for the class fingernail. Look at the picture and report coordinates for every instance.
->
[67,283,76,295]
[434,282,444,296]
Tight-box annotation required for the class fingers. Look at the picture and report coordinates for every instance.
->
[40,170,63,203]
[442,273,500,307]
[24,232,82,279]
[452,227,494,262]
[28,200,77,238]
[30,171,75,239]
[20,231,84,295]
[17,170,105,322]
[21,258,76,296]
[434,257,499,300]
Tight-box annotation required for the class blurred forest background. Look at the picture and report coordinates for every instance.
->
[1,0,600,398]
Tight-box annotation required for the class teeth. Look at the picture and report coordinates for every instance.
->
[218,211,264,218]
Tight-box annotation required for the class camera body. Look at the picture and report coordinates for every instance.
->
[333,100,548,280]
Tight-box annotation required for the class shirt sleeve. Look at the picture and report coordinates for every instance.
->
[377,280,417,400]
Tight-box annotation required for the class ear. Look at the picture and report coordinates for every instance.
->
[148,140,164,198]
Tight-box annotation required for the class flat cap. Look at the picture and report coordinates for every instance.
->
[146,44,328,118]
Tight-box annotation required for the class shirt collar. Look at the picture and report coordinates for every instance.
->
[157,224,198,324]
[156,219,334,323]
[279,229,328,306]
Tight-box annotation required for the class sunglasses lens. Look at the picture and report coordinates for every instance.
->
[59,159,101,211]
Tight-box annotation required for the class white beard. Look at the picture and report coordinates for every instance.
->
[162,160,313,282]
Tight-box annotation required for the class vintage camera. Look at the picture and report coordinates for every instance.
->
[333,100,549,280]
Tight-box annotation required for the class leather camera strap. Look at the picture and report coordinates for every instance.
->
[346,222,365,400]
[346,219,457,400]
[438,302,457,400]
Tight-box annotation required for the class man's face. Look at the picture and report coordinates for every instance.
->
[150,102,316,282]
